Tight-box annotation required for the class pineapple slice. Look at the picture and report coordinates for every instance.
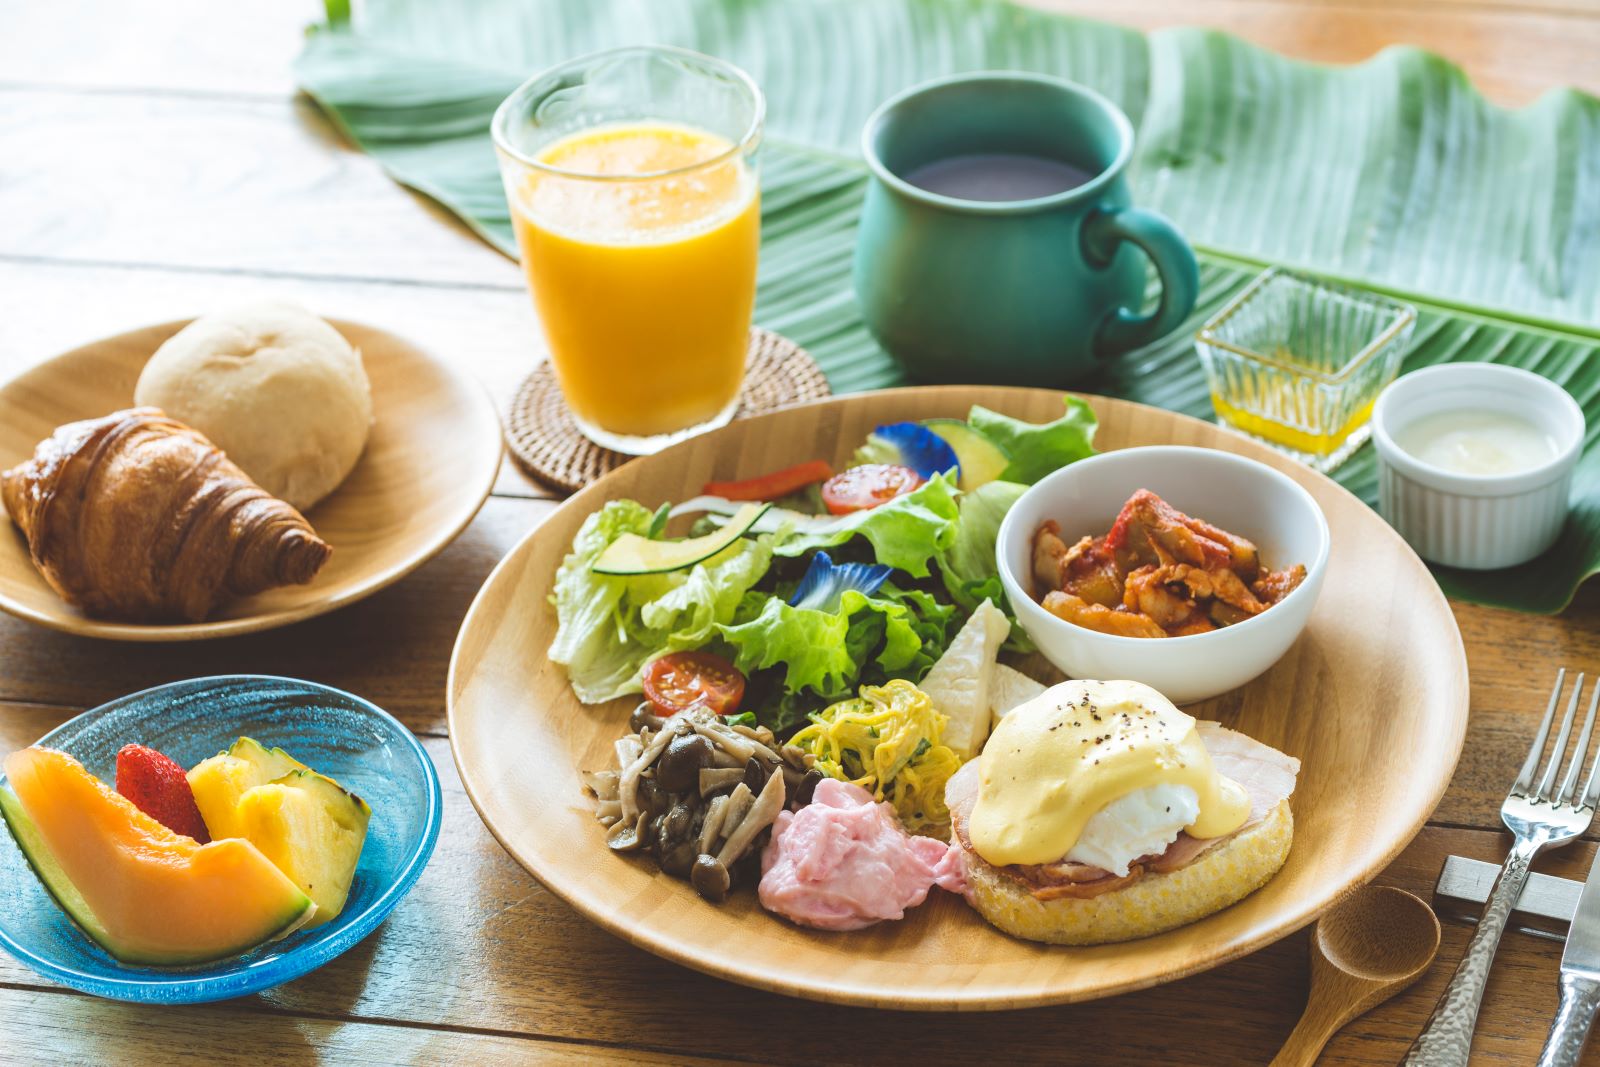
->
[235,770,371,929]
[187,737,306,840]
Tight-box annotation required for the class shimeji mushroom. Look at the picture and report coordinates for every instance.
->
[618,718,682,822]
[697,767,745,797]
[584,705,818,902]
[714,770,786,867]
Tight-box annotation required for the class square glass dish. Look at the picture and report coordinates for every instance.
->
[1195,268,1417,473]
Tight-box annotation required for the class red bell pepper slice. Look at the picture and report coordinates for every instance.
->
[702,459,835,501]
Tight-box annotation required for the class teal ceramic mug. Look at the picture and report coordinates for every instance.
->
[854,72,1198,386]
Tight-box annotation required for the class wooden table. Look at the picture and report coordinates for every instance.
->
[3,1,1599,1062]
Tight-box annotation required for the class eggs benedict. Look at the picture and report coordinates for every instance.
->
[945,679,1299,945]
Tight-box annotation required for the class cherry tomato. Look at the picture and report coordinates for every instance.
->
[820,464,923,515]
[643,651,746,716]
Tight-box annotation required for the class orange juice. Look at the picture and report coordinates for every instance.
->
[507,121,759,440]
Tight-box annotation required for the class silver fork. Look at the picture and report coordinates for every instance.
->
[1406,669,1600,1066]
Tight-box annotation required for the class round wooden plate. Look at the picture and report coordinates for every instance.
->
[0,318,502,641]
[447,386,1467,1010]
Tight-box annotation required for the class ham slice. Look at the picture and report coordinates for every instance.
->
[1196,720,1301,824]
[946,722,1299,899]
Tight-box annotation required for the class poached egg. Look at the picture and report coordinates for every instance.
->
[967,679,1250,872]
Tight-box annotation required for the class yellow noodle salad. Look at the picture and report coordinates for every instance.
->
[789,679,963,836]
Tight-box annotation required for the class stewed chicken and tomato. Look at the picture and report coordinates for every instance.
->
[1032,489,1306,638]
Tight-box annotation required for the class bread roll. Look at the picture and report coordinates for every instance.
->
[134,303,372,511]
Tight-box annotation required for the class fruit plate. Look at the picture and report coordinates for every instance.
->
[0,317,503,641]
[447,385,1469,1010]
[0,676,442,1003]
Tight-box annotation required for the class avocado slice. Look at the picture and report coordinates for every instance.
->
[235,769,371,929]
[925,420,1011,491]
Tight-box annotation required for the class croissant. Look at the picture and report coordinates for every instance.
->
[2,408,332,623]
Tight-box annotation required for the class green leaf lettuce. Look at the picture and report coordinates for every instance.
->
[969,397,1097,484]
[549,501,774,703]
[773,473,960,577]
[718,584,957,733]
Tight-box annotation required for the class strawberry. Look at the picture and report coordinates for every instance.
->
[115,744,210,843]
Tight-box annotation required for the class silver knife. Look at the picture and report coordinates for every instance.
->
[1538,846,1600,1067]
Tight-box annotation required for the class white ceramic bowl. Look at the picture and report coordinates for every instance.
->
[996,446,1331,704]
[1370,363,1584,571]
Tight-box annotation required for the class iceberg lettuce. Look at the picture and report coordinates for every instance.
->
[549,500,774,703]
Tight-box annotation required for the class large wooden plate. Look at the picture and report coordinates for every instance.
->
[448,387,1467,1009]
[0,318,502,641]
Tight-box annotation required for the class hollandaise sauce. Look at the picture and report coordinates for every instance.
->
[968,680,1250,867]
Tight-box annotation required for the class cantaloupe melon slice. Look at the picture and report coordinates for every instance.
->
[1,747,316,966]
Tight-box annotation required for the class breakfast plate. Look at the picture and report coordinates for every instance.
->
[447,385,1467,1009]
[0,317,502,641]
[0,675,442,1003]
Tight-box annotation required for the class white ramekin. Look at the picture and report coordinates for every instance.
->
[1370,363,1584,570]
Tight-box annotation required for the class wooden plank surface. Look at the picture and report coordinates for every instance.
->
[3,0,1600,1064]
[0,987,740,1066]
[5,0,1598,105]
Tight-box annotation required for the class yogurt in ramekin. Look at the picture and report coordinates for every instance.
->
[1371,363,1584,570]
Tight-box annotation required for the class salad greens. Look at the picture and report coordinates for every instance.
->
[937,479,1030,617]
[772,474,960,578]
[548,398,1099,731]
[970,397,1097,484]
[719,585,954,710]
[549,500,775,702]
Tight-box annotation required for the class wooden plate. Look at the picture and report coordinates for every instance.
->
[0,318,502,641]
[447,386,1467,1010]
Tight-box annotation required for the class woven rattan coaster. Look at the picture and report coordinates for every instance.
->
[505,327,831,492]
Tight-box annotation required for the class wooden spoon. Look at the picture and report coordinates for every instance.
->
[1272,885,1442,1066]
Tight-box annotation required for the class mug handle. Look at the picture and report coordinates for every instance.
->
[1082,205,1199,355]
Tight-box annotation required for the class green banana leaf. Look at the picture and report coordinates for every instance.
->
[295,0,1600,612]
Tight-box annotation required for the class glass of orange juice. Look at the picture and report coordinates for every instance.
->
[492,46,764,455]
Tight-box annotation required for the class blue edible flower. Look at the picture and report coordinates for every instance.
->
[866,422,960,481]
[788,551,893,614]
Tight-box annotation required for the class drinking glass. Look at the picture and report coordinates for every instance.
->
[493,46,764,455]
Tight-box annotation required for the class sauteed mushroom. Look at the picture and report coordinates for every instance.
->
[691,855,731,902]
[715,771,785,866]
[629,703,669,734]
[582,706,816,905]
[698,767,745,797]
[656,733,715,793]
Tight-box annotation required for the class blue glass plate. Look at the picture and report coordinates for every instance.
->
[0,675,442,1003]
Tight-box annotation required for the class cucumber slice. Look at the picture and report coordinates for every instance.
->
[926,421,1011,491]
[592,502,770,576]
